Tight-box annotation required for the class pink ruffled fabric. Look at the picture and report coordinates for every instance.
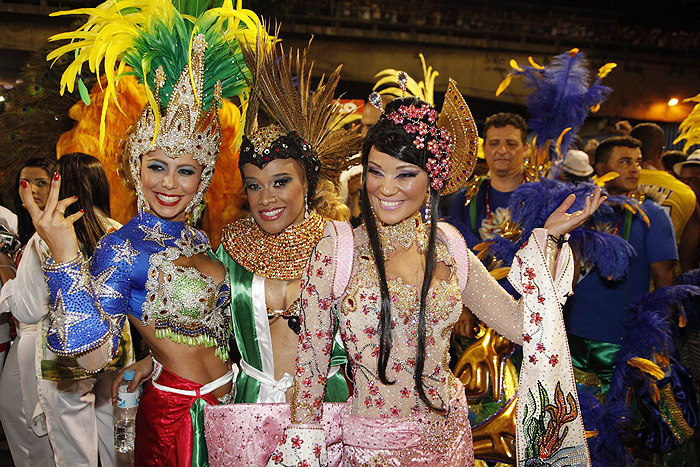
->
[204,402,345,466]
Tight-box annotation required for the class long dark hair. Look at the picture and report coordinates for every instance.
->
[55,153,111,257]
[360,97,443,412]
[14,157,56,246]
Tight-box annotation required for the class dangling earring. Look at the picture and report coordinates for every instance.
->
[424,193,433,224]
[304,196,309,219]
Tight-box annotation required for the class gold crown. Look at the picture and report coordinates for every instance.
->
[126,34,222,213]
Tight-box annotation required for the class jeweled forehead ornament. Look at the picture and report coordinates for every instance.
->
[126,34,223,214]
[239,124,321,201]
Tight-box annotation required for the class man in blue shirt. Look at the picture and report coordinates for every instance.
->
[447,113,529,247]
[565,136,677,395]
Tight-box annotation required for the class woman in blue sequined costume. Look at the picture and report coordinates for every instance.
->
[18,2,263,465]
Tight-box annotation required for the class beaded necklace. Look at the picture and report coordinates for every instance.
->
[221,210,328,280]
[376,212,428,253]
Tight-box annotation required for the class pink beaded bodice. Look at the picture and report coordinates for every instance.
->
[291,218,523,425]
[340,229,461,419]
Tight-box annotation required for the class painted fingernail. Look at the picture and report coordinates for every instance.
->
[53,172,60,181]
[79,209,84,213]
[21,180,27,189]
[73,195,78,200]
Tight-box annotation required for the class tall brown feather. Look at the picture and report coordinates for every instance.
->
[241,32,362,184]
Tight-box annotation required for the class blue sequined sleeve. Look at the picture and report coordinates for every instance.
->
[44,233,136,358]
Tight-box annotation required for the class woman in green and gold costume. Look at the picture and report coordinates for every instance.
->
[217,40,361,403]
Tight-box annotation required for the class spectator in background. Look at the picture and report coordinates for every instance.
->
[14,158,55,248]
[561,149,594,184]
[662,150,687,177]
[632,123,699,272]
[0,157,56,467]
[674,150,700,206]
[447,112,529,247]
[0,193,17,235]
[0,192,18,375]
[360,94,392,136]
[565,136,677,396]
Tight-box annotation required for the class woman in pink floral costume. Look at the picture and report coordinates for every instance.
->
[267,92,605,466]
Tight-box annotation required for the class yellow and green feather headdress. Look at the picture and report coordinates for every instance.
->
[47,0,267,212]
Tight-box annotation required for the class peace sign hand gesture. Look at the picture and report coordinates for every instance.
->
[19,172,83,263]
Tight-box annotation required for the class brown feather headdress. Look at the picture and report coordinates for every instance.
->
[239,30,362,197]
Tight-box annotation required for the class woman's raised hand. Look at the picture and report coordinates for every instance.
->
[544,186,606,238]
[19,172,82,263]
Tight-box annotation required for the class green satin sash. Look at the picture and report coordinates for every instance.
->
[216,246,263,403]
[568,334,621,396]
[217,245,350,403]
[326,312,350,402]
[189,397,210,467]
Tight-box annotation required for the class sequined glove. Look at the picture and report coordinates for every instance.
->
[43,254,115,356]
[267,424,328,467]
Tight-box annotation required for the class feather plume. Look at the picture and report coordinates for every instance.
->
[496,49,614,167]
[47,0,262,146]
[465,179,637,279]
[674,93,700,152]
[372,53,438,105]
[603,285,700,459]
[240,33,362,184]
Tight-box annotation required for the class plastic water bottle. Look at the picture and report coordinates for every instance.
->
[114,369,140,453]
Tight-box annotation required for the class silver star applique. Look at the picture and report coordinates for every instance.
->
[93,265,123,300]
[64,262,92,295]
[111,239,139,265]
[139,223,175,247]
[48,290,93,348]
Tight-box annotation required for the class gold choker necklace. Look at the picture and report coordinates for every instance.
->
[376,212,428,253]
[221,210,328,280]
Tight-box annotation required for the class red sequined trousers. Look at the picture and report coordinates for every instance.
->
[134,364,223,467]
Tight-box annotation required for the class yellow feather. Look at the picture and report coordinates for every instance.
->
[509,59,523,72]
[592,171,619,186]
[682,93,700,103]
[555,128,572,158]
[597,62,617,78]
[590,103,600,113]
[638,207,650,226]
[627,357,665,380]
[373,72,402,89]
[489,267,511,280]
[527,56,544,70]
[495,74,513,96]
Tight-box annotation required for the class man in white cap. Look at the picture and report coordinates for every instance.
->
[561,149,594,184]
[674,149,700,206]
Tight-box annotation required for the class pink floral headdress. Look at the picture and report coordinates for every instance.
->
[370,91,453,191]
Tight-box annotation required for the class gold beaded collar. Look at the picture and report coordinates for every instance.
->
[376,212,428,253]
[221,210,328,280]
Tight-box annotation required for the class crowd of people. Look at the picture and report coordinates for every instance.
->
[288,0,700,52]
[0,1,699,467]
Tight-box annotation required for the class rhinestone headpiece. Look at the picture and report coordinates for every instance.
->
[125,34,222,213]
[239,124,321,201]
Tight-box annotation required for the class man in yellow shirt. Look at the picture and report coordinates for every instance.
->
[632,123,700,271]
